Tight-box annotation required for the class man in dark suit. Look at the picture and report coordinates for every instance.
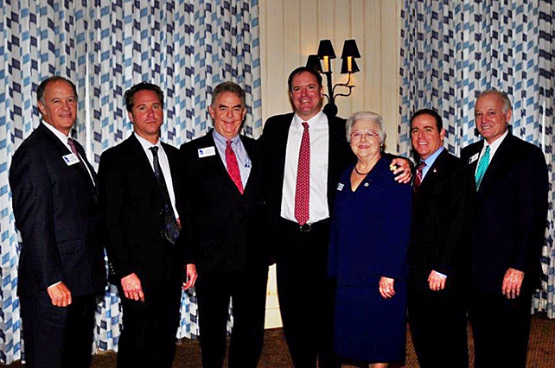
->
[9,76,106,368]
[179,82,268,368]
[407,109,473,368]
[461,90,548,368]
[97,82,197,368]
[260,67,412,368]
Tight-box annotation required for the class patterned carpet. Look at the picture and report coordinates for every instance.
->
[2,313,555,367]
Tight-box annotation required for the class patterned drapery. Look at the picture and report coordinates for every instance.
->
[400,0,554,315]
[0,0,261,363]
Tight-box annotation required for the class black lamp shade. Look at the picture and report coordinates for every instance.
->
[341,58,360,74]
[341,39,361,58]
[306,54,323,73]
[317,39,336,59]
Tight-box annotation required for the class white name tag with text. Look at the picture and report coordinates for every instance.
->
[63,153,80,166]
[337,183,344,191]
[469,153,479,164]
[198,146,216,158]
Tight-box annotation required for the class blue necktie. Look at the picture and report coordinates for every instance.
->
[475,146,490,190]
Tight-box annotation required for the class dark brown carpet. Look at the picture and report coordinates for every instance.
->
[3,313,555,367]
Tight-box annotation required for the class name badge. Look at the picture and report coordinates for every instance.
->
[198,146,216,158]
[63,153,80,166]
[469,153,479,164]
[337,183,344,191]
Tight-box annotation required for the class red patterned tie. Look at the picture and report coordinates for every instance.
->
[295,122,310,225]
[413,161,426,191]
[226,140,244,194]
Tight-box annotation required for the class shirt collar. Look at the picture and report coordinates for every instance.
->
[212,129,240,146]
[483,129,509,152]
[421,146,444,167]
[42,122,71,145]
[293,110,326,127]
[134,132,161,151]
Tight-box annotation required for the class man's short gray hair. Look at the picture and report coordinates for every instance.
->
[477,89,512,113]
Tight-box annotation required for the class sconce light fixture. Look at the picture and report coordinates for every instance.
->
[306,39,361,116]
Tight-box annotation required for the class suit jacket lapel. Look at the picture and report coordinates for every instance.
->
[419,149,448,191]
[39,124,96,188]
[276,114,294,194]
[477,134,514,195]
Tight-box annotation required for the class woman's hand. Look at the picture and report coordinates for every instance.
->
[379,276,395,299]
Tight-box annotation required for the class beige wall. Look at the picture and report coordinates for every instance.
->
[259,0,402,328]
[260,0,402,152]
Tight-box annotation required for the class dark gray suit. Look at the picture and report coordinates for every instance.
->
[98,134,186,368]
[10,123,106,368]
[408,149,474,368]
[461,132,548,368]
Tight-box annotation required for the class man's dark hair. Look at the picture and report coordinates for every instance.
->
[287,67,323,92]
[410,108,443,131]
[124,82,164,112]
[211,81,246,107]
[37,76,78,104]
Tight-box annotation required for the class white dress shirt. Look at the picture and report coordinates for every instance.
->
[281,111,330,224]
[134,133,179,219]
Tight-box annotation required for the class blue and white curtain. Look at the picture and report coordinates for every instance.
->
[399,0,554,315]
[0,0,261,363]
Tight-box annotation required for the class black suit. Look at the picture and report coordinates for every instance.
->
[98,134,186,368]
[461,132,548,368]
[407,149,473,368]
[261,112,353,368]
[9,123,105,368]
[179,131,268,368]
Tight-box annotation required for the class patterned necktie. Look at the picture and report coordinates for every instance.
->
[226,140,244,194]
[475,145,490,190]
[413,161,426,191]
[295,122,310,226]
[150,146,180,244]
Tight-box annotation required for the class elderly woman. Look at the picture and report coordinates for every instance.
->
[328,111,412,367]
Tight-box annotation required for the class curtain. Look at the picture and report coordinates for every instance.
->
[399,0,554,315]
[0,0,261,363]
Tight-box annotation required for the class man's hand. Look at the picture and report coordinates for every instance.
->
[121,273,145,302]
[47,282,72,307]
[502,268,525,299]
[182,264,198,290]
[390,157,412,184]
[428,270,447,291]
[379,276,396,299]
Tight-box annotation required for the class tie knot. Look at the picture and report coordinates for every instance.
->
[302,122,309,130]
[226,140,232,148]
[150,146,159,155]
[417,161,426,171]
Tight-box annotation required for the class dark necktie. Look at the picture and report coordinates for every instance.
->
[226,140,244,194]
[413,161,426,191]
[150,146,180,244]
[295,122,310,226]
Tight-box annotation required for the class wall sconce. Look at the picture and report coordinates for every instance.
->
[306,39,361,117]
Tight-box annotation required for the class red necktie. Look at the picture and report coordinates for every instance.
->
[226,140,244,194]
[67,137,88,170]
[413,161,426,191]
[295,122,310,225]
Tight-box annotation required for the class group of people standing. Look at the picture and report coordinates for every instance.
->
[8,66,548,368]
